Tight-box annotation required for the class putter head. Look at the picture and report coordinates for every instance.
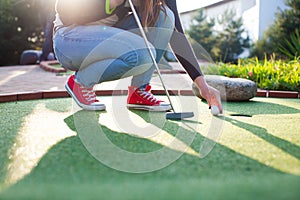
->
[166,112,194,120]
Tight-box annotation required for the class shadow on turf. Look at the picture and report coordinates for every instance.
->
[2,109,298,199]
[223,116,300,160]
[64,110,198,153]
[224,99,300,116]
[221,99,300,160]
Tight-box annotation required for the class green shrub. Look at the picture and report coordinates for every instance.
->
[204,57,300,92]
[0,0,45,66]
[279,29,300,59]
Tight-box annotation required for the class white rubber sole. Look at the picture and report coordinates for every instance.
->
[127,103,172,112]
[65,84,106,111]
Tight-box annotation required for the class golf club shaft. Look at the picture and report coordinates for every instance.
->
[128,0,176,112]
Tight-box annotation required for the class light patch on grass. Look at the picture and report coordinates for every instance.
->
[190,97,300,175]
[98,102,199,157]
[5,104,76,186]
[217,114,300,175]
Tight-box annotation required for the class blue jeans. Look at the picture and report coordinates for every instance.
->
[54,6,174,88]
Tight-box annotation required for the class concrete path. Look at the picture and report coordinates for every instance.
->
[0,63,193,95]
[1,63,298,101]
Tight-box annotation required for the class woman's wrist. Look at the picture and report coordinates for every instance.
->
[194,76,208,92]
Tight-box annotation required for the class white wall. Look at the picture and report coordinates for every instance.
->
[258,0,288,40]
[204,0,241,31]
[242,0,259,41]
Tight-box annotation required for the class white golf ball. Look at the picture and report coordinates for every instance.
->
[211,105,220,116]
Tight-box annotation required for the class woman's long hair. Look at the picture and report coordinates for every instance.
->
[138,0,166,27]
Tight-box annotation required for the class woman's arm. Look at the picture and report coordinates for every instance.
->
[165,0,222,113]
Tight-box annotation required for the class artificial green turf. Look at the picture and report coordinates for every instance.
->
[0,97,299,200]
[50,64,63,69]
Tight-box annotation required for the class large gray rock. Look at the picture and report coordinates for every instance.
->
[192,75,257,101]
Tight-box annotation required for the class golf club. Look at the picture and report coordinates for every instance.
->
[128,0,194,120]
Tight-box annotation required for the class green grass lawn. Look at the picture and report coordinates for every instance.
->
[0,97,299,200]
[49,64,63,69]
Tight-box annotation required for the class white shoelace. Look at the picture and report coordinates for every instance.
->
[138,90,159,103]
[81,86,97,102]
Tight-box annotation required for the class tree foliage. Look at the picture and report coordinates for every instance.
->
[213,10,250,63]
[252,0,300,59]
[187,9,216,58]
[0,0,44,66]
[187,9,250,63]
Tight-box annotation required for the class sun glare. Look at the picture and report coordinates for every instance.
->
[5,104,75,186]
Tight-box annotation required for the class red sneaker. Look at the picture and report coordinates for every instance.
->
[65,75,106,111]
[127,85,171,111]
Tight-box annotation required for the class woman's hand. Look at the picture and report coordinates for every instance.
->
[110,0,125,8]
[194,76,223,114]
